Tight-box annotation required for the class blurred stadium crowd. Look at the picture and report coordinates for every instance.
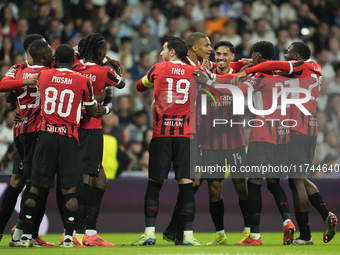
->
[0,0,340,178]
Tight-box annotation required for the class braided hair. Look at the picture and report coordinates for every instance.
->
[77,37,86,59]
[79,33,106,64]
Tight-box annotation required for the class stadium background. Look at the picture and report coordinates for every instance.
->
[0,0,340,234]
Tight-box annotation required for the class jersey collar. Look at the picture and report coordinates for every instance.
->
[80,59,96,66]
[170,60,185,65]
[56,68,74,72]
[30,65,45,68]
[186,56,196,66]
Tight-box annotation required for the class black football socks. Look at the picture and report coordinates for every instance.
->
[144,181,162,227]
[86,187,105,231]
[0,185,21,234]
[267,182,291,221]
[309,192,329,221]
[209,199,224,232]
[247,182,262,234]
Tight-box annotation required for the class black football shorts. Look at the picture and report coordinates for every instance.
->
[31,132,82,189]
[149,137,192,180]
[79,128,103,177]
[12,132,38,177]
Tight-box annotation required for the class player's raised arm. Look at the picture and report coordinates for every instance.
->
[0,67,38,92]
[231,60,293,85]
[244,60,292,75]
[136,64,157,92]
[102,64,126,89]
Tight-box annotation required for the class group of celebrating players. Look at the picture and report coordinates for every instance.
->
[0,29,337,248]
[0,33,124,247]
[134,32,338,246]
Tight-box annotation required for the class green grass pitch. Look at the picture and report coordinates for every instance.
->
[0,232,339,254]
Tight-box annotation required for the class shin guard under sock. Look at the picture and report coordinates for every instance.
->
[267,182,291,221]
[309,192,329,221]
[247,182,262,233]
[32,191,49,239]
[209,199,224,232]
[295,212,311,240]
[86,187,105,230]
[144,181,162,227]
[239,198,250,228]
[22,192,44,235]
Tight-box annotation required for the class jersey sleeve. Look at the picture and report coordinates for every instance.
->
[83,79,95,106]
[5,63,22,79]
[214,73,263,95]
[103,65,122,87]
[210,61,217,70]
[241,73,265,92]
[230,61,244,72]
[136,64,157,92]
[0,76,23,92]
[244,61,293,75]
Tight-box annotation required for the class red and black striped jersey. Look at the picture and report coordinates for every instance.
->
[37,68,95,143]
[13,65,49,137]
[239,73,291,145]
[244,59,321,136]
[137,60,205,138]
[73,60,121,129]
[198,68,245,150]
[0,61,28,92]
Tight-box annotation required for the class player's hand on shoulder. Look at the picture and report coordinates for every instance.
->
[239,58,252,66]
[231,71,247,85]
[194,69,209,83]
[94,89,106,104]
[22,74,38,86]
[240,63,252,72]
[199,58,210,69]
[104,56,123,75]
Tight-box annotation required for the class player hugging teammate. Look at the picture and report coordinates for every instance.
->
[0,30,337,248]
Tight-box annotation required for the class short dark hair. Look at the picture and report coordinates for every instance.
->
[275,27,288,38]
[29,40,50,60]
[23,34,44,52]
[252,41,275,60]
[134,110,147,118]
[55,44,74,64]
[164,36,188,62]
[187,32,207,49]
[139,51,149,60]
[291,42,311,60]
[214,41,235,53]
[121,37,132,44]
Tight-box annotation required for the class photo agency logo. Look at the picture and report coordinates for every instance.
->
[200,82,312,128]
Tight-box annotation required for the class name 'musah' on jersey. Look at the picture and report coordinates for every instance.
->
[52,76,73,84]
